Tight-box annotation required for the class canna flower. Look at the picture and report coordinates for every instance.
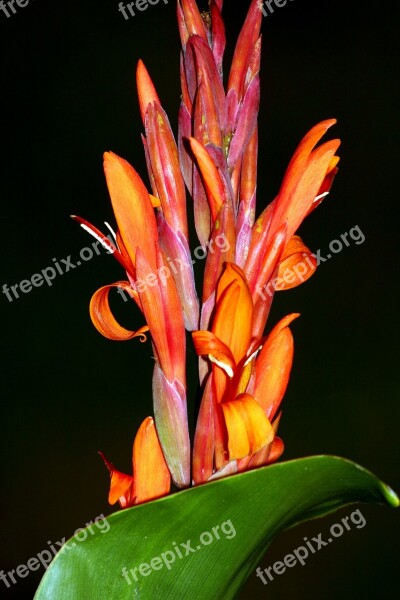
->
[75,0,341,506]
[192,263,297,483]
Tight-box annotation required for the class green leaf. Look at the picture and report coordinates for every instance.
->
[35,456,398,600]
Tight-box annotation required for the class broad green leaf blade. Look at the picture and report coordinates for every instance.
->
[35,456,398,600]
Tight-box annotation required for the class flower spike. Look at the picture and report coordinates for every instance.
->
[75,0,342,505]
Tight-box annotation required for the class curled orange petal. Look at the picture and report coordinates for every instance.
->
[276,236,317,290]
[90,282,149,341]
[192,330,236,377]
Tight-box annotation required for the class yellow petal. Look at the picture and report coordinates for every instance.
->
[149,194,161,208]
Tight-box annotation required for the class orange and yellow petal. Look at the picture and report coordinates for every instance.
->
[213,264,253,364]
[222,393,274,460]
[103,151,158,271]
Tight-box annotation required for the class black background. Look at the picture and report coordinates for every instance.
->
[0,0,399,598]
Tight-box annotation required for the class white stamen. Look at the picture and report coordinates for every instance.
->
[209,355,234,378]
[79,224,115,253]
[313,191,329,204]
[244,345,263,366]
[104,221,117,242]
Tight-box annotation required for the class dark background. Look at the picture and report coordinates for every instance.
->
[0,0,398,598]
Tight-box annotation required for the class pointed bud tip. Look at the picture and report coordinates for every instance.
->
[136,59,161,122]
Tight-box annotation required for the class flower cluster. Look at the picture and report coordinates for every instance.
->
[75,0,340,507]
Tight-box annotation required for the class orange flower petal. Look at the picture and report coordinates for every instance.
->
[276,236,317,290]
[103,151,158,271]
[278,119,337,204]
[268,121,340,241]
[273,138,341,242]
[108,470,133,507]
[188,137,226,222]
[98,451,133,507]
[266,436,285,464]
[244,413,282,470]
[307,157,340,216]
[222,393,274,460]
[90,282,149,341]
[133,417,171,504]
[213,264,253,364]
[135,249,186,385]
[254,314,299,419]
[192,330,236,377]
